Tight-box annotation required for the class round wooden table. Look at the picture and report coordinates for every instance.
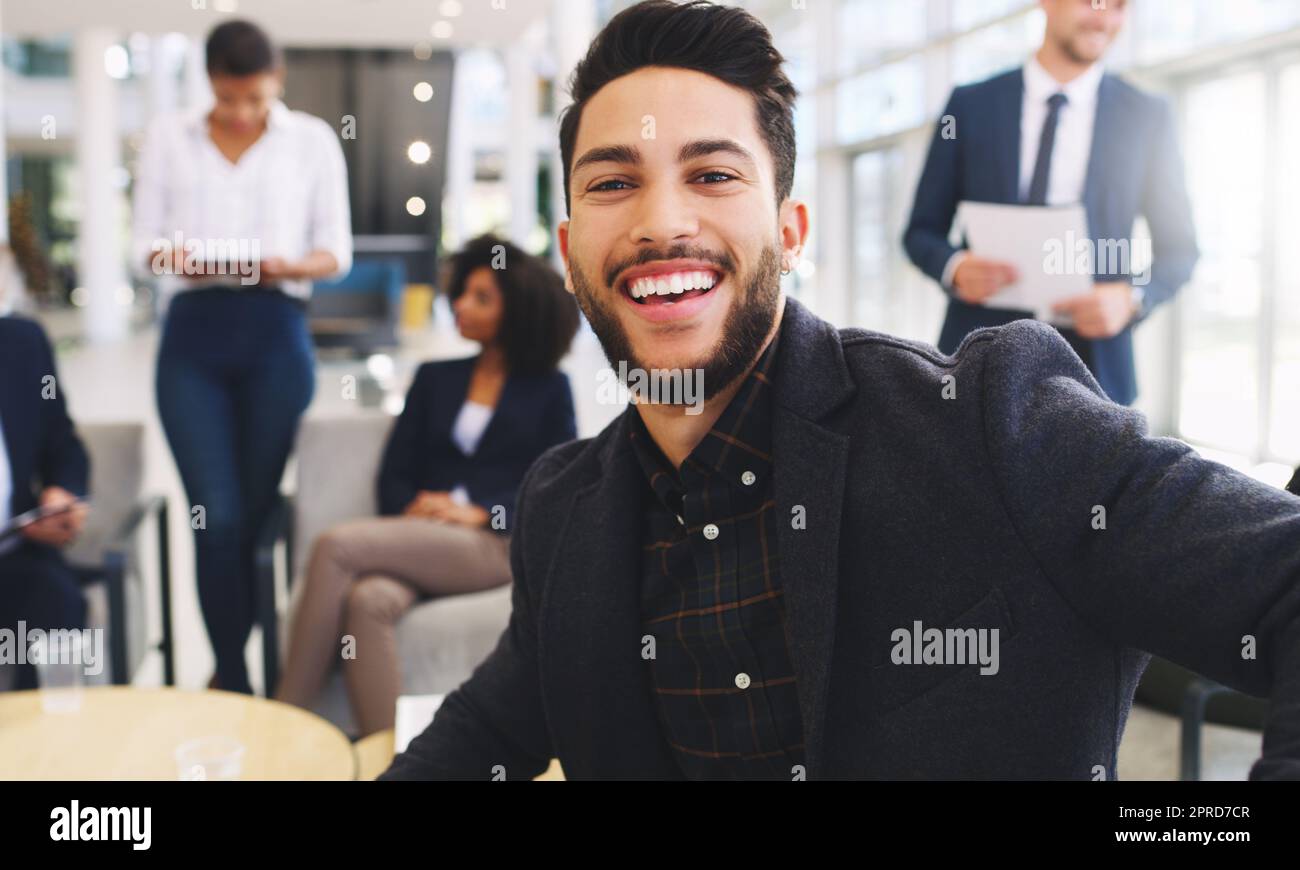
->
[0,687,355,780]
[354,729,397,780]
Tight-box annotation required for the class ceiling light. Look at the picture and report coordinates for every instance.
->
[407,141,432,164]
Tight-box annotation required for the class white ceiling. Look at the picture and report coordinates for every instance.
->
[0,0,551,48]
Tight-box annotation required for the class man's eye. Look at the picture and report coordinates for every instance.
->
[696,172,737,184]
[590,179,631,192]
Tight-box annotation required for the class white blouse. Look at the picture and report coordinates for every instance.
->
[449,400,495,506]
[451,400,494,456]
[131,100,353,300]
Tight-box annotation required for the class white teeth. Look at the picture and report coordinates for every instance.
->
[628,270,719,299]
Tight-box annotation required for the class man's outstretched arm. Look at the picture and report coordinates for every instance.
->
[974,320,1300,780]
[378,456,556,781]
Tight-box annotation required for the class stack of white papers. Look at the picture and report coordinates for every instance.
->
[954,201,1092,322]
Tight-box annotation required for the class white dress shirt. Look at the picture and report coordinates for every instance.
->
[131,100,353,301]
[1018,54,1103,206]
[942,56,1105,290]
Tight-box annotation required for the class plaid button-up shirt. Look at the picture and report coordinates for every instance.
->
[628,331,806,780]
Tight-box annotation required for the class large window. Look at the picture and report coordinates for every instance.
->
[1176,70,1268,455]
[1135,0,1300,65]
[1175,56,1300,465]
[851,149,900,331]
[836,58,926,145]
[1269,61,1300,461]
[949,8,1043,83]
[837,0,928,75]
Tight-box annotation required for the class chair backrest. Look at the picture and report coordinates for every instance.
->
[63,422,147,684]
[309,258,407,314]
[292,413,394,581]
[64,422,144,568]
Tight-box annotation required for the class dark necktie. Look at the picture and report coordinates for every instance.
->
[1026,92,1068,206]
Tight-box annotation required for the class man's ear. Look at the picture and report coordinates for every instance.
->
[778,199,810,271]
[558,220,575,294]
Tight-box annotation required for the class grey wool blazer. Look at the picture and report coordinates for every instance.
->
[382,296,1300,781]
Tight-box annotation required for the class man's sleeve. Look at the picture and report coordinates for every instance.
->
[902,88,964,292]
[308,119,353,280]
[976,320,1300,780]
[1131,97,1199,324]
[34,323,89,497]
[378,453,555,780]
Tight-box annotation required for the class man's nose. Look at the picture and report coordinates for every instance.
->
[628,182,699,245]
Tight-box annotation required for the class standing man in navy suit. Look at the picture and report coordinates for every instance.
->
[904,0,1198,406]
[0,314,90,690]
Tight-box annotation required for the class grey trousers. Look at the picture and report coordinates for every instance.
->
[276,516,512,736]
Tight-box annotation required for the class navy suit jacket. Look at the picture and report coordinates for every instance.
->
[383,297,1300,780]
[376,357,576,533]
[904,68,1199,406]
[0,316,89,519]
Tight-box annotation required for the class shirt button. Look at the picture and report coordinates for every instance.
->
[703,523,719,541]
[741,470,756,486]
[735,673,751,689]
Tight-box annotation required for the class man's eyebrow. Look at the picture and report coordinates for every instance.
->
[571,139,759,176]
[572,144,642,175]
[678,138,757,168]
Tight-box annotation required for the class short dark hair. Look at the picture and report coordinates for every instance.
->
[558,0,798,215]
[445,234,580,375]
[206,20,281,77]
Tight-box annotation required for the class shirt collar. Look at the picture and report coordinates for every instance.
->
[185,98,291,136]
[628,321,781,500]
[1023,54,1104,109]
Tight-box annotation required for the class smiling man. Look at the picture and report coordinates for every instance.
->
[382,0,1300,781]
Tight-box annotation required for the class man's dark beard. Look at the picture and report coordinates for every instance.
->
[569,243,782,403]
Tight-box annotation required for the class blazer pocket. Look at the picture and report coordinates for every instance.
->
[869,584,1017,715]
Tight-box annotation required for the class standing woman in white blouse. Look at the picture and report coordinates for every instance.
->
[131,20,352,694]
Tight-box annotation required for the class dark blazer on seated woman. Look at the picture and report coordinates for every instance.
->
[376,356,577,532]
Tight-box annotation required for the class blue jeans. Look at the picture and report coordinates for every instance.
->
[156,288,315,693]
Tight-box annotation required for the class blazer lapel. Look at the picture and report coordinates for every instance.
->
[437,357,476,445]
[773,407,850,778]
[473,373,518,457]
[769,297,856,778]
[539,410,682,779]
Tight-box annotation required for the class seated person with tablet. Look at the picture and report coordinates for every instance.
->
[0,314,90,691]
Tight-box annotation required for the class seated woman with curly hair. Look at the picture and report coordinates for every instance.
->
[276,234,579,735]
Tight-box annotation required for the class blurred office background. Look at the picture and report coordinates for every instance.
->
[2,0,1298,778]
